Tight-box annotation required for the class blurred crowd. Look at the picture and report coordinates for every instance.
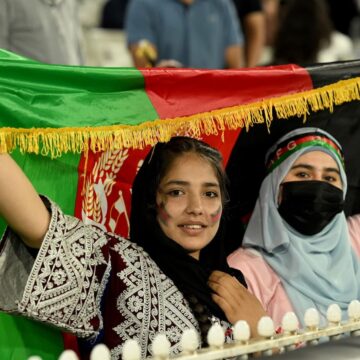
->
[1,0,360,68]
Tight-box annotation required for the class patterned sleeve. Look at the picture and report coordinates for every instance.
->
[0,197,113,339]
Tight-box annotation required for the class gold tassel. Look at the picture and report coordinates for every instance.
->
[1,77,360,158]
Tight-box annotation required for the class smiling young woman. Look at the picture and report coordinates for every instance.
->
[0,136,266,359]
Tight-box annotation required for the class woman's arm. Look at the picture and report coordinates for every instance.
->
[0,154,50,248]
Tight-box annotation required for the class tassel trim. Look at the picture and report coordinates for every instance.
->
[1,77,360,158]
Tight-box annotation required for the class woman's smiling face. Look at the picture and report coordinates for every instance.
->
[156,152,223,259]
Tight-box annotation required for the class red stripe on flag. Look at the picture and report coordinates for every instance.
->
[140,65,313,164]
[140,65,313,117]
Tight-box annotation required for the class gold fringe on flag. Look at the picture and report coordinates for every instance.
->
[1,77,360,158]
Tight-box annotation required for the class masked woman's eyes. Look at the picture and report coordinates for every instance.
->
[323,175,339,183]
[295,171,310,178]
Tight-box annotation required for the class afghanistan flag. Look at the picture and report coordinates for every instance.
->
[1,49,360,359]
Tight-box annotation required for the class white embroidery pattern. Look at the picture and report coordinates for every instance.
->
[13,198,201,359]
[18,199,110,337]
[111,240,199,359]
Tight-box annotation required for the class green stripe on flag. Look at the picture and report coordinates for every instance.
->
[0,150,82,360]
[0,57,157,128]
[0,314,64,360]
[0,150,81,235]
[0,50,160,359]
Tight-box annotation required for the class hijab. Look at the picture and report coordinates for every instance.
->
[243,127,360,325]
[130,137,246,323]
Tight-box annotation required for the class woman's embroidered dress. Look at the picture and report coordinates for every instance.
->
[0,198,199,359]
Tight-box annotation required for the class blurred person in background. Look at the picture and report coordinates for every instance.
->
[325,0,359,37]
[261,0,279,47]
[253,0,280,65]
[100,0,129,29]
[125,0,244,69]
[0,0,83,65]
[232,0,266,67]
[271,0,355,65]
[103,0,264,68]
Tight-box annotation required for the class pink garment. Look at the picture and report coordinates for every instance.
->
[227,214,360,328]
[346,215,360,258]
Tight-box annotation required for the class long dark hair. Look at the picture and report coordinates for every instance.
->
[273,0,333,65]
[130,137,245,343]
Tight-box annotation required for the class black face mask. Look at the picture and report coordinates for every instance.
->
[278,181,344,235]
